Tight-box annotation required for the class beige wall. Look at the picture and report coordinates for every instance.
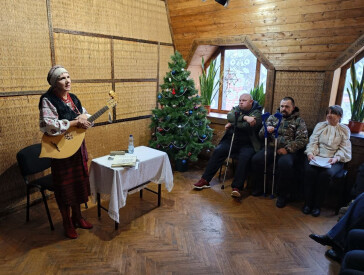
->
[0,0,173,215]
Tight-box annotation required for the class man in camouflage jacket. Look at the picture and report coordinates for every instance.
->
[251,97,308,208]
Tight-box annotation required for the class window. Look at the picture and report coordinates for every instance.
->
[208,47,267,113]
[336,52,364,124]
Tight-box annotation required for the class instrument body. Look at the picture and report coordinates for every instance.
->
[40,91,116,159]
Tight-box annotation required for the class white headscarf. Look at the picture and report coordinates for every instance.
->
[47,65,68,86]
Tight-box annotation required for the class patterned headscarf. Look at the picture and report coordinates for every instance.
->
[47,65,68,86]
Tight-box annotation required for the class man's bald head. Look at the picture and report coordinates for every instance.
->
[239,93,254,111]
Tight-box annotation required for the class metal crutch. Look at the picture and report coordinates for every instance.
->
[221,111,240,190]
[261,112,271,197]
[271,112,283,198]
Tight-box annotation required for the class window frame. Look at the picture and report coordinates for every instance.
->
[335,50,364,107]
[205,46,264,114]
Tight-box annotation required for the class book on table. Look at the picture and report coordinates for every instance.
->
[111,154,137,167]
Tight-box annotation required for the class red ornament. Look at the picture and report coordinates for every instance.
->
[188,152,192,156]
[172,88,176,95]
[158,127,163,132]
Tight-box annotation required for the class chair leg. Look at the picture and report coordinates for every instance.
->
[40,190,54,231]
[219,165,223,181]
[26,186,30,222]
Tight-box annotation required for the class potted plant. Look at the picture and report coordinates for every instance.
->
[347,60,364,133]
[249,83,265,107]
[199,57,220,114]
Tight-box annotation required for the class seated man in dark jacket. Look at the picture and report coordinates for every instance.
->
[193,93,262,198]
[309,192,364,263]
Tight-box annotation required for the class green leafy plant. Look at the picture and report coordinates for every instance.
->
[249,83,265,107]
[347,60,364,122]
[199,57,220,106]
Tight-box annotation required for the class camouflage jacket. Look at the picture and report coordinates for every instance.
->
[259,107,308,153]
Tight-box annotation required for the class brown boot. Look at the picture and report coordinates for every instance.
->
[71,204,93,229]
[59,206,78,239]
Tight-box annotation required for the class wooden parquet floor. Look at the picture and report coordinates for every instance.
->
[0,162,341,275]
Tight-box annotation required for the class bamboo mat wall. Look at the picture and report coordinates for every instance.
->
[0,0,173,216]
[273,71,326,131]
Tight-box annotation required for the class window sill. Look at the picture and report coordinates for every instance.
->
[207,112,227,125]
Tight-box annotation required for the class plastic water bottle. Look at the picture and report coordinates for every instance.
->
[128,134,134,154]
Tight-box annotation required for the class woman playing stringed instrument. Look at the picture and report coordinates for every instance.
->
[39,65,93,239]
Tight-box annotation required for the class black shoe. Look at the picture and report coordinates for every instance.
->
[302,205,311,214]
[309,234,334,246]
[325,248,342,263]
[276,197,286,208]
[311,208,321,217]
[252,189,263,197]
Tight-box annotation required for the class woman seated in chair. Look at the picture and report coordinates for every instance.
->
[302,105,352,217]
[39,65,93,239]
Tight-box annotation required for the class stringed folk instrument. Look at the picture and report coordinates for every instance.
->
[40,91,117,159]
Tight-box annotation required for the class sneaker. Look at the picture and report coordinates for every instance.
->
[302,205,311,215]
[193,178,210,189]
[276,196,286,208]
[231,188,241,198]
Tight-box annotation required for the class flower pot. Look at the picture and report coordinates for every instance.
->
[348,120,363,133]
[204,105,211,114]
[175,159,188,172]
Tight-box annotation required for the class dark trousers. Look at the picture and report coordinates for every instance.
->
[251,147,297,197]
[202,140,255,190]
[304,158,344,209]
[327,193,364,251]
[340,229,364,275]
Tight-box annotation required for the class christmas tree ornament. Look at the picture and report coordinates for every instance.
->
[182,159,187,164]
[189,110,193,114]
[169,78,171,82]
[172,105,176,107]
[202,134,206,138]
[172,70,176,75]
[181,68,184,71]
[158,94,162,99]
[188,152,192,156]
[169,144,173,149]
[180,87,184,93]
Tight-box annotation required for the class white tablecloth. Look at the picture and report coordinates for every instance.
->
[89,146,174,222]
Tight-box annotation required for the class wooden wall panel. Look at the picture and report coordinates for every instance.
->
[159,46,175,85]
[273,71,326,130]
[70,83,114,123]
[0,0,172,216]
[54,33,111,80]
[114,41,158,79]
[167,0,364,71]
[0,0,51,92]
[85,119,152,161]
[115,82,156,119]
[51,0,172,43]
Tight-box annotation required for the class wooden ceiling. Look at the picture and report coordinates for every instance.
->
[166,0,364,71]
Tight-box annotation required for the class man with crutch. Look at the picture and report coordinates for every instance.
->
[251,97,308,208]
[193,93,262,199]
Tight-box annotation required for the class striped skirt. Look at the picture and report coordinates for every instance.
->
[51,142,90,207]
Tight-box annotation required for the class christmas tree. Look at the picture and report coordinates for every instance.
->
[150,51,214,165]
